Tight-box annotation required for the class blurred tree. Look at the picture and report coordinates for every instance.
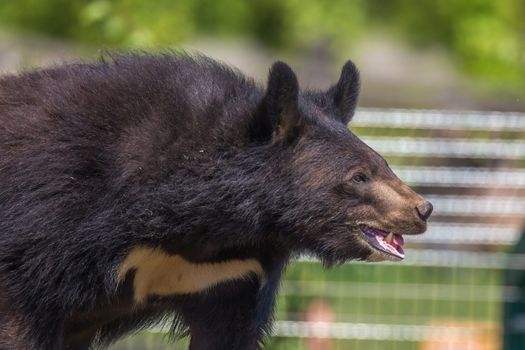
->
[0,0,523,89]
[0,0,82,37]
[366,0,525,90]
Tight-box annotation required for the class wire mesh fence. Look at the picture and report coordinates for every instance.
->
[114,108,525,350]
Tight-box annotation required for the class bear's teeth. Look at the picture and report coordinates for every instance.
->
[385,232,394,244]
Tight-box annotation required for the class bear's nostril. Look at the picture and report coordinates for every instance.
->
[416,201,433,222]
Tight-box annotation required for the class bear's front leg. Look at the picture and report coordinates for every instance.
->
[181,270,281,350]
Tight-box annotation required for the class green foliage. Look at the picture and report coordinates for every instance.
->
[0,0,82,37]
[367,0,525,89]
[0,0,523,88]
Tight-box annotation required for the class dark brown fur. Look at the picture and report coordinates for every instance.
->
[0,54,431,349]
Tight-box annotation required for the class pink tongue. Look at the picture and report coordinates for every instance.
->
[392,234,404,247]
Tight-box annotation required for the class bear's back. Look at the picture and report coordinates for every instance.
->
[0,54,259,138]
[0,55,261,241]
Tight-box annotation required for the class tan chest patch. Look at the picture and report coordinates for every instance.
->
[117,247,264,303]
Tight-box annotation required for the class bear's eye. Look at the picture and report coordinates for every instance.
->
[351,173,368,183]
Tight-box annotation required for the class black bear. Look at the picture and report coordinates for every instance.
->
[0,54,432,350]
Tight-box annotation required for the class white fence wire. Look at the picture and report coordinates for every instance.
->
[354,108,525,131]
[393,166,525,188]
[363,137,525,159]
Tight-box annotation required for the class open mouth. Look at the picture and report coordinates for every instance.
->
[360,225,405,260]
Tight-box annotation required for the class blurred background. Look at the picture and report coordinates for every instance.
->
[1,1,524,349]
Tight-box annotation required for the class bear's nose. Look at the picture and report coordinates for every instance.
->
[416,201,433,222]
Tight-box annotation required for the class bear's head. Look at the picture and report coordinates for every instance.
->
[251,61,432,265]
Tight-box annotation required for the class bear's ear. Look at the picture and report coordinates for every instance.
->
[250,61,301,143]
[327,60,360,124]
